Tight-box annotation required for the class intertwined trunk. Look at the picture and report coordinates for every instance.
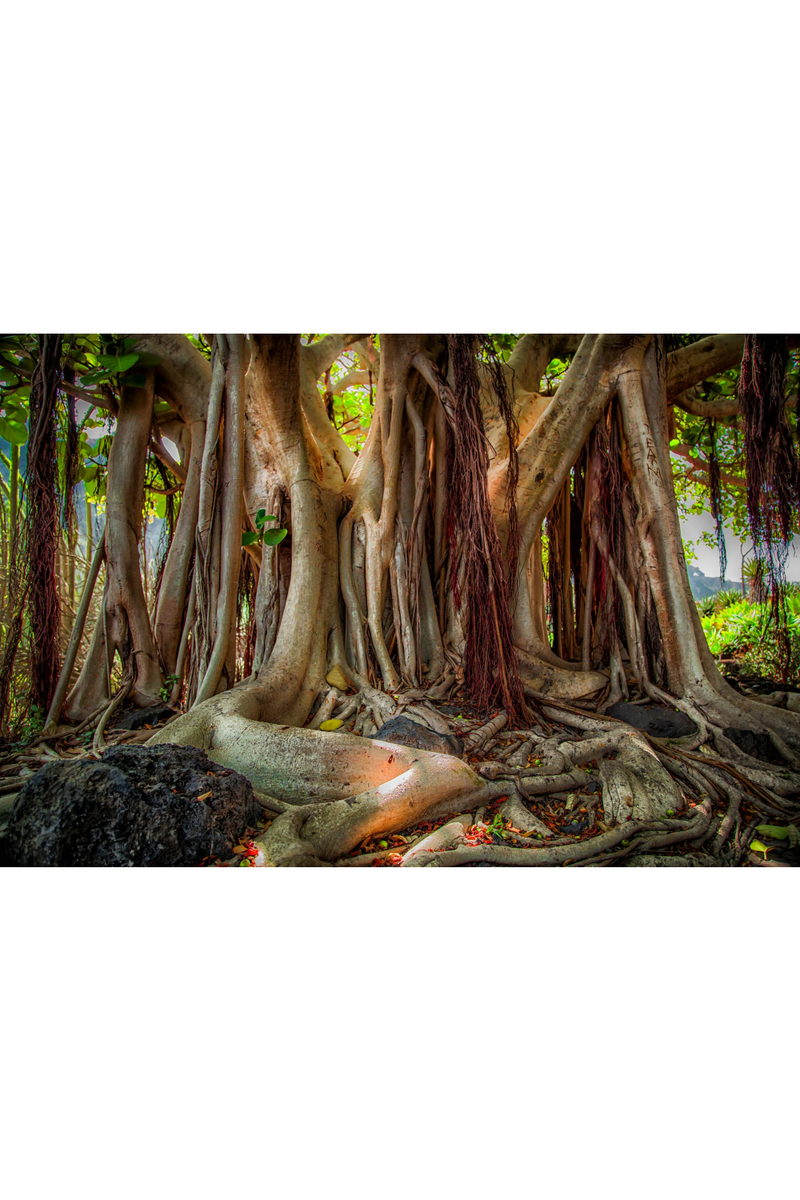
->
[67,372,163,715]
[46,330,800,863]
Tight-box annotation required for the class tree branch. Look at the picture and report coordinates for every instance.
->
[667,334,800,399]
[133,334,212,426]
[305,334,368,379]
[3,358,117,412]
[506,334,581,393]
[671,385,739,419]
[149,425,187,483]
[331,369,371,396]
[671,444,745,490]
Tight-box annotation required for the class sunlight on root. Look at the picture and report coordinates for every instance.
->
[377,772,410,796]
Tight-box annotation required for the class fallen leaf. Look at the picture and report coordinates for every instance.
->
[325,665,349,690]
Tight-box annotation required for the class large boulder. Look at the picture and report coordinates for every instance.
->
[369,715,463,758]
[3,745,261,867]
[605,701,697,739]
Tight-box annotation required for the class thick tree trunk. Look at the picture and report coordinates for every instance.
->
[67,372,163,716]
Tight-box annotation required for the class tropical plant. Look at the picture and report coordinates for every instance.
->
[713,588,743,613]
[700,591,800,679]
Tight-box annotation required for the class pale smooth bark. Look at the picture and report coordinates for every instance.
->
[67,372,163,716]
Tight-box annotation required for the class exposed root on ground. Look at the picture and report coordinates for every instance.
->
[264,681,800,866]
[5,668,800,870]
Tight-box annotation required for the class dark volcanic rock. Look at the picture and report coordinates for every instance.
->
[115,704,177,730]
[3,744,260,867]
[369,715,464,758]
[606,702,698,739]
[722,727,783,765]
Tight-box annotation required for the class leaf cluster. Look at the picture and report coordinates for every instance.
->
[242,509,288,548]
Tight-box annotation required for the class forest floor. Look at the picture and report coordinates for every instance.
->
[2,681,798,867]
[310,692,799,869]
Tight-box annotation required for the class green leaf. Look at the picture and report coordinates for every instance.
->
[97,352,139,374]
[0,417,28,445]
[241,531,259,546]
[255,508,266,528]
[1,402,27,422]
[319,719,343,731]
[750,839,770,860]
[755,824,791,841]
[263,527,288,546]
[121,372,147,389]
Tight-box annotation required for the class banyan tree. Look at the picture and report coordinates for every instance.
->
[6,332,800,865]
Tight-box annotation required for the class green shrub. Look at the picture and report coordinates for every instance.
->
[700,590,800,680]
[713,588,744,613]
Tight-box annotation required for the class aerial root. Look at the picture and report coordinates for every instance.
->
[464,710,508,751]
[415,820,641,867]
[580,800,713,866]
[259,806,332,867]
[253,790,291,815]
[425,668,457,700]
[496,790,557,839]
[332,692,364,725]
[308,685,345,729]
[399,816,473,866]
[93,678,133,755]
[517,771,589,796]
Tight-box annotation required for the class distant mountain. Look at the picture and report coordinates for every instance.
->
[686,564,742,600]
